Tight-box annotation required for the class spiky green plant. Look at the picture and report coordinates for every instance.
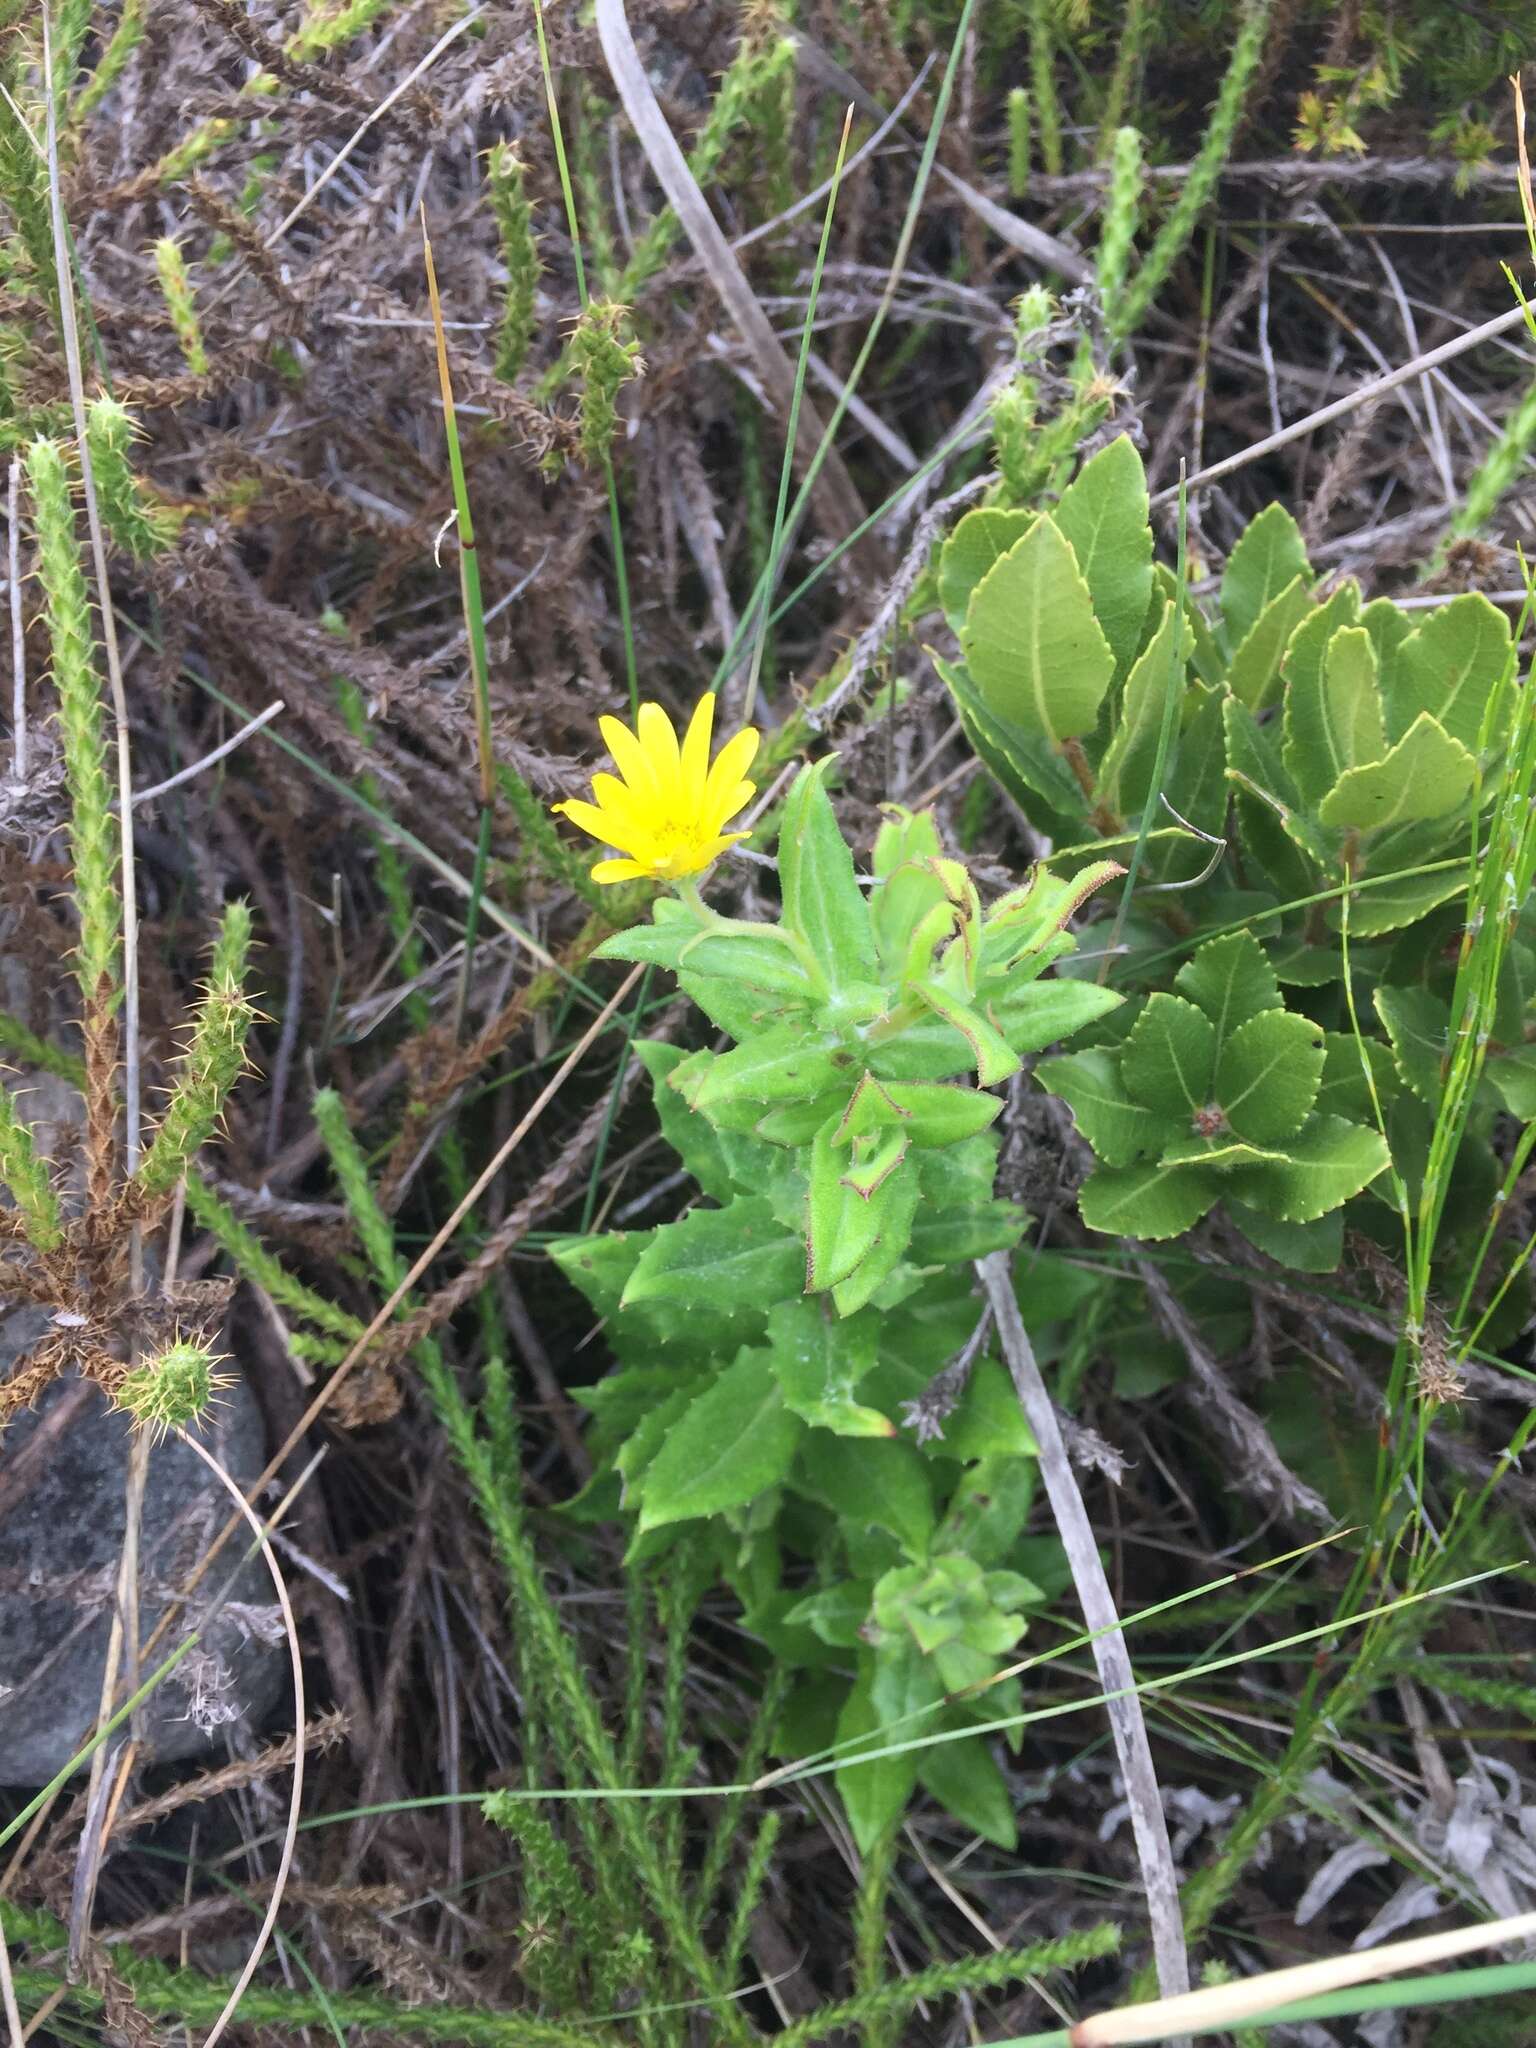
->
[1096,125,1144,330]
[1446,371,1536,545]
[133,901,255,1202]
[26,437,121,1010]
[70,0,146,122]
[570,299,641,467]
[486,141,540,383]
[114,1338,232,1437]
[1027,0,1062,175]
[153,238,208,375]
[0,1078,63,1252]
[85,395,175,559]
[182,1170,364,1347]
[1007,84,1032,196]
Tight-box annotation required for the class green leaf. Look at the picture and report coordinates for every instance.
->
[1120,993,1217,1118]
[637,1043,737,1203]
[797,1431,935,1558]
[684,1025,851,1112]
[1051,434,1153,682]
[766,1298,894,1438]
[777,758,878,993]
[808,1117,890,1291]
[1214,1008,1326,1144]
[622,1198,803,1325]
[959,513,1116,745]
[1094,598,1189,820]
[835,1647,936,1853]
[1223,697,1323,899]
[990,974,1123,1054]
[1232,1115,1390,1222]
[937,1355,1037,1461]
[935,652,1090,821]
[668,922,820,1000]
[938,507,1034,633]
[874,1079,1004,1147]
[1160,1133,1289,1172]
[1227,575,1315,714]
[1488,1045,1536,1121]
[1374,984,1447,1105]
[830,1169,923,1317]
[784,1582,874,1647]
[1392,591,1514,753]
[911,979,1021,1087]
[918,1733,1018,1849]
[1174,930,1282,1056]
[1329,862,1467,937]
[1226,1200,1343,1273]
[1077,1157,1221,1239]
[550,1228,651,1321]
[638,1348,804,1529]
[1220,503,1310,649]
[1283,624,1386,804]
[1036,1047,1161,1166]
[1317,712,1477,834]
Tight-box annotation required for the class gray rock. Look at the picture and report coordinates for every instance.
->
[0,1311,286,1785]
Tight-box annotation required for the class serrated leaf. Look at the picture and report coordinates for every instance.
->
[877,1079,1004,1147]
[766,1298,894,1438]
[1052,434,1154,681]
[1488,1045,1536,1121]
[1223,698,1323,898]
[668,922,820,1000]
[1161,679,1229,843]
[960,514,1116,746]
[990,975,1124,1057]
[1374,985,1448,1105]
[1214,1008,1326,1143]
[1226,1201,1343,1273]
[939,507,1034,633]
[1174,930,1282,1055]
[1037,1047,1161,1166]
[685,1024,850,1112]
[1120,993,1217,1118]
[1328,862,1467,938]
[808,1118,887,1291]
[622,1198,803,1322]
[1220,503,1310,648]
[1227,575,1315,713]
[1391,591,1514,753]
[1161,1132,1289,1171]
[798,1431,935,1557]
[639,1348,804,1529]
[777,757,878,993]
[911,979,1020,1086]
[1077,1157,1221,1238]
[1094,597,1189,820]
[830,1169,922,1316]
[1279,580,1362,697]
[1231,1115,1390,1222]
[1317,712,1476,834]
[637,1043,737,1202]
[1283,624,1386,803]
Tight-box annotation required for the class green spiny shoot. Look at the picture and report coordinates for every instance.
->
[114,1337,232,1438]
[1096,125,1144,331]
[486,141,540,383]
[183,1171,365,1343]
[1007,85,1032,198]
[1027,0,1063,176]
[134,900,255,1200]
[0,1076,64,1251]
[26,436,121,1010]
[85,395,176,560]
[570,299,642,468]
[153,237,209,375]
[70,0,146,123]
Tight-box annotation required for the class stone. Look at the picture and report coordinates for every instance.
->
[0,1308,286,1785]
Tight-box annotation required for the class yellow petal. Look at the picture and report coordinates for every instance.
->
[598,714,659,799]
[553,797,651,859]
[680,693,716,802]
[591,857,650,883]
[589,772,655,828]
[703,726,760,812]
[703,777,756,835]
[636,701,682,802]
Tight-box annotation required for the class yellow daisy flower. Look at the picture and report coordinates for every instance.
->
[553,694,760,885]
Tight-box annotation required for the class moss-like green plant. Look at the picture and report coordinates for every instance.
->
[1006,85,1031,197]
[1027,0,1062,175]
[0,1077,63,1252]
[153,237,208,374]
[114,1337,232,1437]
[486,141,540,383]
[134,901,255,1201]
[70,0,146,122]
[1096,125,1144,331]
[26,437,121,1010]
[183,1170,365,1345]
[570,299,642,467]
[1447,370,1536,545]
[85,395,176,560]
